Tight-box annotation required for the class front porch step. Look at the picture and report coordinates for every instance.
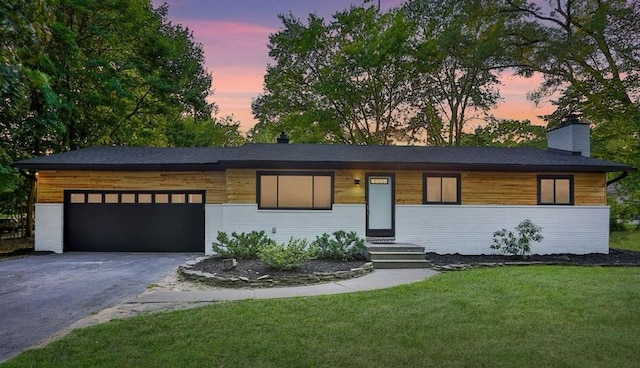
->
[371,260,432,269]
[364,242,430,269]
[367,251,426,261]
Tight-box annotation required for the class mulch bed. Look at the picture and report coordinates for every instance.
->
[190,258,368,281]
[191,249,640,281]
[425,248,640,266]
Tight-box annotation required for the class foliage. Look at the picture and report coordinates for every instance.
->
[212,231,275,259]
[166,116,245,147]
[251,6,425,144]
[257,238,318,271]
[609,230,640,252]
[490,219,543,258]
[504,0,640,218]
[312,230,364,260]
[461,117,546,148]
[1,0,241,229]
[4,267,640,367]
[251,1,523,146]
[402,0,513,146]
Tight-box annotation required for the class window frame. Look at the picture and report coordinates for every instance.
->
[422,173,461,205]
[537,174,574,205]
[256,171,334,210]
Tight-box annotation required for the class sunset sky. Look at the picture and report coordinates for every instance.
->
[152,0,553,131]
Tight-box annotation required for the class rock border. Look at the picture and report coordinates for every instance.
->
[178,257,374,288]
[428,260,640,272]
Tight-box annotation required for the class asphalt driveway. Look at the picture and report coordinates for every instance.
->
[0,252,197,362]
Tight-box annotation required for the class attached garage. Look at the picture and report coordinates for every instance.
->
[64,190,205,252]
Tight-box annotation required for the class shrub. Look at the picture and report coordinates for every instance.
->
[490,219,543,258]
[212,231,275,259]
[257,238,318,271]
[313,230,365,260]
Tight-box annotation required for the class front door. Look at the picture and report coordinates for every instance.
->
[365,173,395,238]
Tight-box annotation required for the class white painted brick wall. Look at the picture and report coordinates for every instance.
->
[35,204,64,253]
[204,205,224,255]
[219,204,365,245]
[395,205,609,254]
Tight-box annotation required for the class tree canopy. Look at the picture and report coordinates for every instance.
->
[0,0,244,232]
[504,0,640,219]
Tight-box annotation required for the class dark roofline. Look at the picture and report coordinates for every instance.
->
[13,163,225,171]
[12,144,635,173]
[15,160,631,173]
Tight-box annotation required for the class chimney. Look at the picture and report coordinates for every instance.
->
[276,131,289,144]
[547,114,590,157]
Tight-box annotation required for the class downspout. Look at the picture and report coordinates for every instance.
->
[606,171,629,187]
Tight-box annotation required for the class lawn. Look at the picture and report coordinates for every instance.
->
[610,229,640,252]
[3,266,639,368]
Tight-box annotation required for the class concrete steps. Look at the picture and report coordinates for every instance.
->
[365,243,431,269]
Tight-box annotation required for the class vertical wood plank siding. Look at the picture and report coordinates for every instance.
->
[36,169,606,206]
[37,171,227,204]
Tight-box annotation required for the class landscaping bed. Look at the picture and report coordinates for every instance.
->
[180,257,372,288]
[426,248,640,271]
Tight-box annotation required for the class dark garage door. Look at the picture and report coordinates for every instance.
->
[64,190,205,252]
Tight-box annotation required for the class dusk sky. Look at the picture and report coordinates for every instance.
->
[152,0,553,131]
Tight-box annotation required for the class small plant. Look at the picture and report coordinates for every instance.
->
[313,230,365,261]
[212,230,275,259]
[257,238,318,271]
[490,219,543,258]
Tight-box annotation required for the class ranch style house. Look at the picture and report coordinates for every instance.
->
[14,116,633,256]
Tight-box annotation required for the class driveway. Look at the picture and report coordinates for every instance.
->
[0,252,196,362]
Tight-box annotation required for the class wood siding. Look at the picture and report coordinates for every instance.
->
[36,169,606,206]
[37,171,227,204]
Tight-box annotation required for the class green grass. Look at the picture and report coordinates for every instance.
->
[610,229,640,252]
[3,266,639,368]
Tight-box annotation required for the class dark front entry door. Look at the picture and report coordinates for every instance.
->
[64,190,205,252]
[365,173,395,238]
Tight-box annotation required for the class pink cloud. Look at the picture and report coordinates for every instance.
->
[175,20,274,69]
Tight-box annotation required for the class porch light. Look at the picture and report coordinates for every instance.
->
[354,178,360,185]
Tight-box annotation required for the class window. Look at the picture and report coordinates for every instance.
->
[257,171,333,209]
[538,175,573,205]
[423,173,461,204]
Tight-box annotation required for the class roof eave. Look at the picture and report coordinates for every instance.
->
[12,163,224,171]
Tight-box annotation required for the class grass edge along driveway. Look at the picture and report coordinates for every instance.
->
[3,266,639,368]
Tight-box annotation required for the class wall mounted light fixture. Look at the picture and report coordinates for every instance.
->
[354,178,360,185]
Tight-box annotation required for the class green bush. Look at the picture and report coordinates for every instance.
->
[212,231,275,259]
[257,238,318,271]
[313,230,365,260]
[490,219,543,258]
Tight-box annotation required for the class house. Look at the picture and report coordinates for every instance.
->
[14,117,633,255]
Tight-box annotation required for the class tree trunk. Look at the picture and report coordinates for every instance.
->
[25,174,36,238]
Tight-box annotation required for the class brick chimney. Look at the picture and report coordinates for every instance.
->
[547,114,590,157]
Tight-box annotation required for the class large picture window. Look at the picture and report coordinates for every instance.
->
[257,171,333,210]
[538,175,573,205]
[423,173,461,204]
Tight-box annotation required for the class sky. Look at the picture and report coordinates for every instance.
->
[152,0,553,131]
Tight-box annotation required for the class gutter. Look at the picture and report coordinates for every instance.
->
[606,171,630,186]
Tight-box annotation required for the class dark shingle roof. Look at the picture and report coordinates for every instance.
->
[13,143,633,172]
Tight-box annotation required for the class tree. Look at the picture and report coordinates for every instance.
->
[504,0,640,220]
[252,6,425,144]
[252,1,514,146]
[403,0,515,146]
[166,116,245,147]
[46,0,216,150]
[1,0,232,235]
[461,117,546,148]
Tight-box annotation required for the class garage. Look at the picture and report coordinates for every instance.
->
[64,190,205,252]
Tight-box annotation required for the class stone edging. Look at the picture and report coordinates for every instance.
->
[178,258,374,288]
[429,261,640,272]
